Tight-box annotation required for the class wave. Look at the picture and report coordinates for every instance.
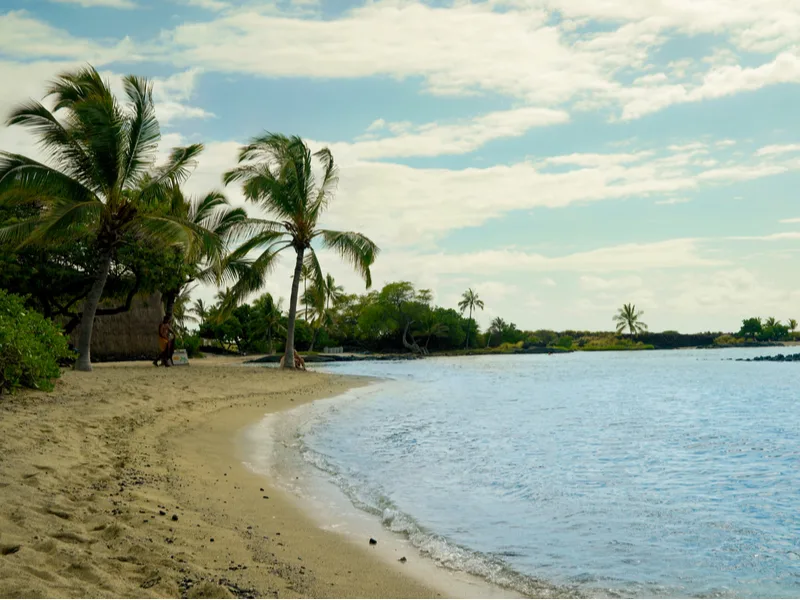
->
[297,440,582,599]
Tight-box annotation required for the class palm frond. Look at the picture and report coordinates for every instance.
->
[120,74,160,187]
[138,144,204,206]
[48,67,125,196]
[308,147,338,222]
[317,229,379,288]
[6,101,98,189]
[0,152,95,205]
[303,247,325,293]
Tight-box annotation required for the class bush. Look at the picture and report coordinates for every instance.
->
[175,334,203,358]
[713,334,742,346]
[0,290,73,393]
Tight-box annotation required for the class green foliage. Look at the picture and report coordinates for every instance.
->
[738,317,763,339]
[556,336,573,349]
[737,317,790,342]
[714,334,745,346]
[175,334,203,358]
[0,291,73,393]
[613,303,648,336]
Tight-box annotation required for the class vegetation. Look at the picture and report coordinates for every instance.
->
[735,317,791,342]
[613,303,648,337]
[221,133,378,368]
[0,291,73,393]
[0,66,220,371]
[458,288,484,349]
[1,65,797,391]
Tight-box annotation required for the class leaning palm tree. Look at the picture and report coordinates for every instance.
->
[0,66,209,371]
[458,288,484,349]
[614,303,648,337]
[486,316,508,347]
[789,319,798,333]
[223,133,379,369]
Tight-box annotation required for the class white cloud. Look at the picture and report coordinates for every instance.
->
[579,275,644,291]
[0,11,136,62]
[655,197,691,205]
[779,217,800,224]
[338,107,569,158]
[49,0,137,7]
[756,143,800,156]
[176,134,800,248]
[618,52,800,120]
[666,269,800,317]
[181,0,230,10]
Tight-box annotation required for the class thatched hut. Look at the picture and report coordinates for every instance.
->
[69,293,163,361]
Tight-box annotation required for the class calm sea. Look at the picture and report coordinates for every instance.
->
[254,349,800,598]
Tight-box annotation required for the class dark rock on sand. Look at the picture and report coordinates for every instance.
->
[369,538,377,545]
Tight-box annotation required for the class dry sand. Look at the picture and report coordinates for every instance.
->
[0,356,443,599]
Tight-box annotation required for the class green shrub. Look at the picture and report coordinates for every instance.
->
[175,334,203,358]
[0,290,73,393]
[713,334,745,346]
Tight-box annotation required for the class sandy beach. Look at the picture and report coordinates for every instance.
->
[0,357,442,598]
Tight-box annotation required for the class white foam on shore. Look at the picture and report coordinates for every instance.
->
[238,383,579,599]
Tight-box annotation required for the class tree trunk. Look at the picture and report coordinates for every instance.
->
[75,252,113,372]
[267,327,274,355]
[283,247,305,369]
[465,307,472,349]
[309,327,318,352]
[163,287,180,321]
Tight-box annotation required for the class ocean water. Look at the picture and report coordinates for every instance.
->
[259,349,800,598]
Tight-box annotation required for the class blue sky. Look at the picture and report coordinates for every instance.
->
[3,0,800,332]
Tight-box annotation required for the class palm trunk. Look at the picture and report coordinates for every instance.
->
[309,327,318,352]
[284,247,305,369]
[75,252,113,372]
[465,307,472,349]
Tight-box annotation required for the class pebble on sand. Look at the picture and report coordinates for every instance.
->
[369,538,377,545]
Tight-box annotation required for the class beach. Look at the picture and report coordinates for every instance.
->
[0,357,441,598]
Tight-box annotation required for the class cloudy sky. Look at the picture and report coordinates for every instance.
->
[3,0,800,333]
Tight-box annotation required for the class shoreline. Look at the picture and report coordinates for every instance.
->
[239,381,524,599]
[0,357,441,598]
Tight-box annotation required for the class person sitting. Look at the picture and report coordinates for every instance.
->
[279,349,307,370]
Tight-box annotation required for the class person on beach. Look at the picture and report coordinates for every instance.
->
[279,349,307,370]
[153,315,175,367]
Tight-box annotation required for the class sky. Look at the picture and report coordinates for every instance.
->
[2,0,800,333]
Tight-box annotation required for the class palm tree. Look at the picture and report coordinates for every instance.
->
[171,284,197,335]
[323,273,345,313]
[614,303,648,338]
[764,317,780,328]
[0,66,208,371]
[458,288,484,349]
[160,187,248,322]
[192,298,209,323]
[486,316,507,347]
[416,319,449,352]
[223,134,378,369]
[252,293,285,354]
[789,319,797,333]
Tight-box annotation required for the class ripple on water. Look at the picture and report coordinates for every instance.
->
[296,349,800,598]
